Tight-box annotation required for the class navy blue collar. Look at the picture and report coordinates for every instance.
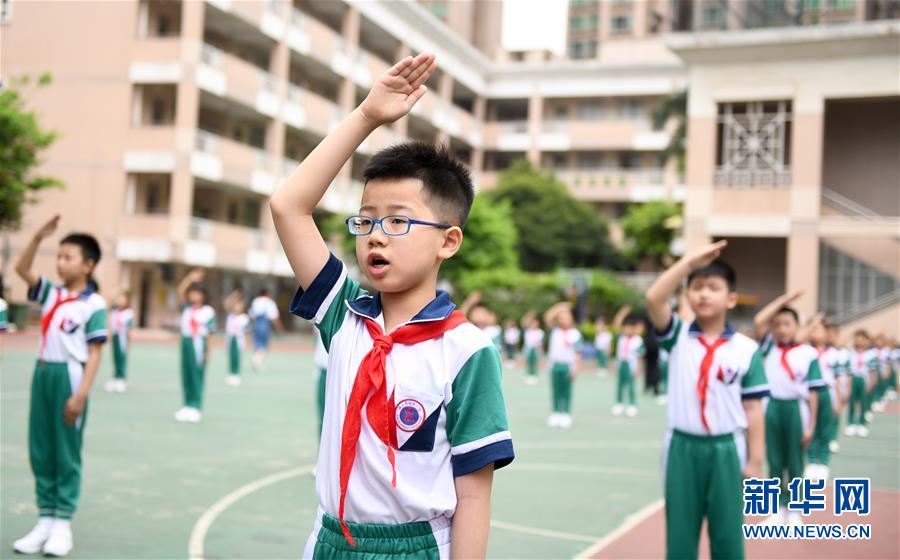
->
[688,321,735,339]
[346,291,456,324]
[60,282,95,300]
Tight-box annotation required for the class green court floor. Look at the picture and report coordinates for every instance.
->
[2,336,897,558]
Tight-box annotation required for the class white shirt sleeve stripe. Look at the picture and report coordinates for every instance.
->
[450,430,512,455]
[314,264,348,325]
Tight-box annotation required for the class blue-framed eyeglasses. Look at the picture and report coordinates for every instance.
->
[345,215,452,236]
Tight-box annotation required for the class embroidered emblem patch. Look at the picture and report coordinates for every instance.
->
[395,399,426,432]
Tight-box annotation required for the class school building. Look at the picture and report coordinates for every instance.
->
[1,0,897,335]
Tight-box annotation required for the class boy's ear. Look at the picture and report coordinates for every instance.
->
[726,291,738,310]
[437,226,463,260]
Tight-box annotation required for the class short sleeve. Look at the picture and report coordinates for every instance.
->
[28,276,54,306]
[807,358,827,389]
[268,300,280,321]
[0,300,7,331]
[654,313,682,352]
[741,350,769,399]
[635,338,646,357]
[86,307,108,344]
[446,346,514,477]
[206,307,217,332]
[289,253,365,351]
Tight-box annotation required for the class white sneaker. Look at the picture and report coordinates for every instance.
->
[174,407,191,422]
[546,413,560,427]
[829,440,840,454]
[871,401,885,413]
[844,424,857,437]
[184,408,202,423]
[818,465,830,482]
[12,520,53,554]
[115,379,127,393]
[42,521,73,557]
[857,425,869,438]
[525,376,538,385]
[226,375,242,387]
[611,404,624,416]
[864,411,874,422]
[655,395,667,405]
[786,512,803,526]
[626,405,638,417]
[104,379,117,393]
[596,369,608,378]
[886,389,897,401]
[763,511,785,525]
[559,414,573,429]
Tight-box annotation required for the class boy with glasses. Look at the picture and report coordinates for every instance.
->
[270,54,514,559]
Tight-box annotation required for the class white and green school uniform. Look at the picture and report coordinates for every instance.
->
[313,329,328,438]
[875,347,892,402]
[27,276,107,520]
[846,348,878,427]
[615,335,644,405]
[485,324,502,353]
[595,330,612,369]
[548,327,581,414]
[523,327,544,378]
[808,346,842,466]
[760,336,825,505]
[820,346,849,444]
[0,297,8,331]
[290,254,514,559]
[180,304,216,409]
[225,312,249,375]
[503,326,521,360]
[659,348,670,393]
[109,307,134,380]
[656,314,768,560]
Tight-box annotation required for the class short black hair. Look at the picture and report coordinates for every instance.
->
[623,313,643,327]
[61,233,101,266]
[854,329,870,340]
[775,306,799,323]
[362,142,474,227]
[687,259,736,292]
[187,283,208,303]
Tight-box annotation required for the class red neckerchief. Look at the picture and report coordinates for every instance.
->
[697,336,729,433]
[338,310,467,546]
[40,289,81,360]
[777,342,802,381]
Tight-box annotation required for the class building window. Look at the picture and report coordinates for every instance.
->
[569,42,583,58]
[818,243,900,320]
[715,101,792,187]
[157,14,171,36]
[589,13,599,29]
[618,99,643,120]
[1,0,11,23]
[151,99,166,124]
[701,3,725,28]
[586,40,598,56]
[577,100,605,120]
[611,15,632,33]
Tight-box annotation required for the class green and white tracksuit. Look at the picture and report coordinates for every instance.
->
[180,304,216,409]
[290,254,514,559]
[109,307,134,380]
[0,297,8,331]
[808,346,843,465]
[595,331,612,369]
[760,336,825,505]
[27,276,107,519]
[523,328,544,378]
[549,327,581,414]
[846,348,879,427]
[313,329,328,439]
[656,314,769,560]
[225,312,249,375]
[615,335,644,405]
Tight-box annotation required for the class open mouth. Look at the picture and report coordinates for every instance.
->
[367,253,390,275]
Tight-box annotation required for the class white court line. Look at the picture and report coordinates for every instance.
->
[490,519,601,544]
[573,498,664,559]
[188,465,314,560]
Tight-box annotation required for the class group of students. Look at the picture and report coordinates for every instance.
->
[7,51,898,560]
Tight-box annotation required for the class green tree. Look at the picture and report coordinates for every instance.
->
[0,73,61,230]
[619,200,681,268]
[441,195,518,285]
[652,91,687,174]
[485,160,620,272]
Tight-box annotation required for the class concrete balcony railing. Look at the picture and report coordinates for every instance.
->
[555,168,670,201]
[193,130,276,194]
[540,119,661,150]
[481,121,530,150]
[286,10,341,69]
[198,43,279,117]
[282,84,343,136]
[127,126,178,151]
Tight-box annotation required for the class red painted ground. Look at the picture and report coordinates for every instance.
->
[591,489,899,559]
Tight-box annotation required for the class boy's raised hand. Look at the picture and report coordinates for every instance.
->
[685,240,728,269]
[359,53,437,127]
[36,214,61,239]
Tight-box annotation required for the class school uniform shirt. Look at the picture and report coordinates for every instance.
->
[847,348,879,379]
[877,347,891,375]
[817,346,847,388]
[0,297,8,331]
[110,307,134,351]
[503,327,521,347]
[181,304,216,363]
[484,324,502,350]
[225,313,250,348]
[523,328,544,352]
[29,276,108,363]
[760,335,826,400]
[616,335,645,375]
[313,328,328,370]
[289,254,514,526]
[548,327,581,366]
[595,331,612,354]
[250,296,280,322]
[656,314,769,437]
